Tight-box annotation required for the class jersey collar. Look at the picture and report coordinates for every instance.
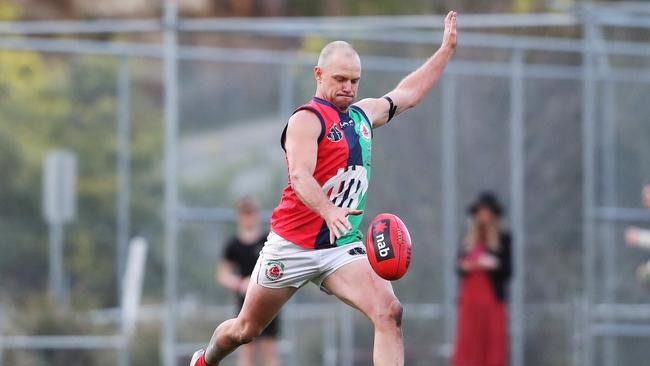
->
[313,96,348,114]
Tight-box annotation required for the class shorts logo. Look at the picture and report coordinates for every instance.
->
[348,247,367,256]
[327,125,343,142]
[371,219,394,262]
[264,260,285,281]
[360,123,371,141]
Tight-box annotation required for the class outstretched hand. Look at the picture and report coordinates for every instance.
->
[323,206,363,244]
[442,11,458,51]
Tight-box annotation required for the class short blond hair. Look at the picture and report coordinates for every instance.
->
[317,40,359,68]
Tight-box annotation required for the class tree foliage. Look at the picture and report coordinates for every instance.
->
[0,51,164,307]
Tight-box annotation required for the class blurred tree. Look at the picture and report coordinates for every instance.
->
[3,0,630,19]
[283,0,551,16]
[0,51,164,309]
[0,0,20,20]
[0,50,68,298]
[5,295,96,366]
[514,0,535,13]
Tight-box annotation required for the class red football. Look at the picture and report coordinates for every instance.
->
[365,213,412,281]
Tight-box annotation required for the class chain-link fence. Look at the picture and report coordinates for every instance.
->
[1,3,650,366]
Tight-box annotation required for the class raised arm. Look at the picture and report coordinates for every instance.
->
[285,111,362,244]
[355,11,458,128]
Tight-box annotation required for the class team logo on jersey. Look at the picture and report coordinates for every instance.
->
[339,118,354,129]
[327,125,343,142]
[264,260,285,281]
[360,122,371,141]
[322,166,369,209]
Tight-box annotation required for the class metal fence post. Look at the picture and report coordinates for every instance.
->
[0,303,4,366]
[601,56,619,366]
[162,1,180,366]
[116,55,131,314]
[340,304,354,366]
[509,48,526,366]
[323,314,337,366]
[441,74,458,352]
[581,5,598,366]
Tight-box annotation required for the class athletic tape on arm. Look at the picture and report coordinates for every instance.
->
[383,96,397,123]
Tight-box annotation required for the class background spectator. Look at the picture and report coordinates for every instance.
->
[625,185,650,283]
[453,191,512,366]
[216,197,281,366]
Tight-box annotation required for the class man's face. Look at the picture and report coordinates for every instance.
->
[643,184,650,209]
[315,54,361,111]
[238,209,259,231]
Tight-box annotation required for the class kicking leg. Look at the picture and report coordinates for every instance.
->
[322,259,404,366]
[203,283,296,365]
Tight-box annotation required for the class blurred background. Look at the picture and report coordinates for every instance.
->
[0,0,649,365]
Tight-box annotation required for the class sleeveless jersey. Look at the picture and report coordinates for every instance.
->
[271,97,373,250]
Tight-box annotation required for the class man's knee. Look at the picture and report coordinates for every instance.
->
[233,320,263,344]
[371,297,403,329]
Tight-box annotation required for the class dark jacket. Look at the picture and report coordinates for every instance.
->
[457,231,512,302]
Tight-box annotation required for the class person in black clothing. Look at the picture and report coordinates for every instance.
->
[216,197,280,366]
[453,191,512,366]
[625,184,650,283]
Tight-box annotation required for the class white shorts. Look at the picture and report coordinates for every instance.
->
[251,231,368,292]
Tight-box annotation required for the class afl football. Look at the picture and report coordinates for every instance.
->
[365,213,412,280]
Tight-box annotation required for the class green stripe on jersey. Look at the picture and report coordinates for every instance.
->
[336,107,373,246]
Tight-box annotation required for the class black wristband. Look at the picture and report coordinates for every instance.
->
[383,96,398,123]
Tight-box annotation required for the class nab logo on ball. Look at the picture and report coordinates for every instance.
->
[372,219,395,262]
[365,213,412,281]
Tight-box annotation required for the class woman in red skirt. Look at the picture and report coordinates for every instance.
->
[453,192,512,366]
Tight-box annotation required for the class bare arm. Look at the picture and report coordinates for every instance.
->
[285,110,362,244]
[216,260,247,295]
[626,227,650,250]
[355,11,458,128]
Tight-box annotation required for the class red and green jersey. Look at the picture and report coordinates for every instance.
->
[271,97,373,250]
